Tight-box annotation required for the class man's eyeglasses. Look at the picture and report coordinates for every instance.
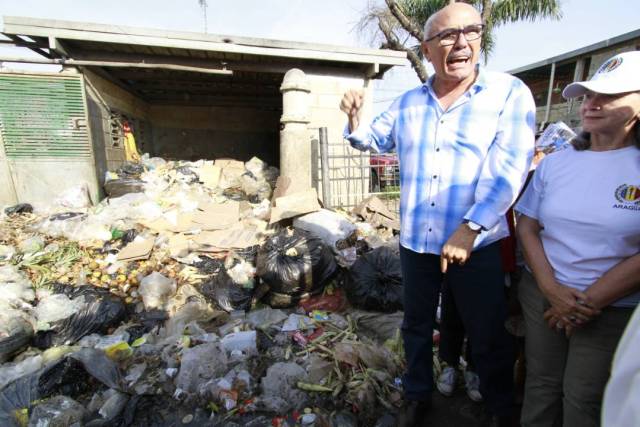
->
[425,24,485,46]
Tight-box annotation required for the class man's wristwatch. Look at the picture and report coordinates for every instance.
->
[463,220,482,234]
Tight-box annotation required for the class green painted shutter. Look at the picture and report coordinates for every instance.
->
[0,74,91,159]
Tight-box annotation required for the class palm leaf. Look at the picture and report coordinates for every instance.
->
[491,0,562,26]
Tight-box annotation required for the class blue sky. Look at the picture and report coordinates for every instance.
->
[0,0,637,109]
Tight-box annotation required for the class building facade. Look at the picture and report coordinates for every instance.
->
[511,29,640,131]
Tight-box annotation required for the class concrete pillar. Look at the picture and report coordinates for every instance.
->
[280,68,311,193]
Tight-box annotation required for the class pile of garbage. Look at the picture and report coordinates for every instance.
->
[0,155,405,426]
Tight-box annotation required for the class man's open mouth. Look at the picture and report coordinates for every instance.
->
[447,55,470,65]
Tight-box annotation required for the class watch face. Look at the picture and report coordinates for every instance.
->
[466,222,481,231]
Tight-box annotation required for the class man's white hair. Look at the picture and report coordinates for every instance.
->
[423,13,438,41]
[423,3,482,41]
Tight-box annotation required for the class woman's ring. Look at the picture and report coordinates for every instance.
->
[556,321,563,330]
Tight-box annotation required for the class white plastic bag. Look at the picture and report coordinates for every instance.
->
[293,209,356,251]
[138,272,177,310]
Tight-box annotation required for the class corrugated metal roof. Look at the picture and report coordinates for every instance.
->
[2,16,407,74]
[1,16,408,108]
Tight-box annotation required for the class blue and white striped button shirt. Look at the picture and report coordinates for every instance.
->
[345,68,536,254]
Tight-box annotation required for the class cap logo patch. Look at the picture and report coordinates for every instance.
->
[597,57,623,74]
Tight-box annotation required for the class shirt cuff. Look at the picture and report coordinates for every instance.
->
[343,123,372,151]
[342,123,352,139]
[464,203,501,231]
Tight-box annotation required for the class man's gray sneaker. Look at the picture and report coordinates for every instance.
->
[436,366,457,397]
[464,370,483,402]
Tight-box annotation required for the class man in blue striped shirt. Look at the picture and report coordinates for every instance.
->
[341,3,535,426]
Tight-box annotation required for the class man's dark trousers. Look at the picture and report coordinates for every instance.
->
[399,241,515,416]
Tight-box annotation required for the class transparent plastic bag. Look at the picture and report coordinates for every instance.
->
[138,272,177,311]
[0,265,35,303]
[53,184,92,209]
[0,245,16,262]
[34,294,85,329]
[18,236,45,255]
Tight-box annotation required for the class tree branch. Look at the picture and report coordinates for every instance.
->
[384,0,424,41]
[480,0,492,23]
[378,17,428,83]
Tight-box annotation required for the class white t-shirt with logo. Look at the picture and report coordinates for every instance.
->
[516,145,640,308]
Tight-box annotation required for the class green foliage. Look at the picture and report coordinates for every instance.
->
[387,0,561,64]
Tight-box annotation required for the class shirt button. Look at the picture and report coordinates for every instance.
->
[431,202,435,207]
[428,228,432,232]
[436,148,440,152]
[440,120,444,124]
[433,175,437,179]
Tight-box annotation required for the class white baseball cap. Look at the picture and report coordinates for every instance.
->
[562,51,640,99]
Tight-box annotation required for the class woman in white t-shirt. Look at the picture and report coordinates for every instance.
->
[515,51,640,427]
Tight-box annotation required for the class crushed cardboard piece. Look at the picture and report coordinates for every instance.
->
[117,237,154,261]
[217,159,246,190]
[269,188,321,224]
[193,224,261,250]
[168,233,190,258]
[215,159,245,170]
[192,201,240,230]
[139,212,195,233]
[198,164,222,189]
[353,196,400,231]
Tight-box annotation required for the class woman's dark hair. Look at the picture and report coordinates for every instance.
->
[571,120,640,151]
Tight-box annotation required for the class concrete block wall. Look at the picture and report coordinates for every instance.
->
[306,74,373,208]
[148,105,280,166]
[84,70,150,176]
[536,103,582,129]
[0,133,18,207]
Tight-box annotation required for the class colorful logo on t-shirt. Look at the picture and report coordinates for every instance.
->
[613,184,640,211]
[597,57,623,74]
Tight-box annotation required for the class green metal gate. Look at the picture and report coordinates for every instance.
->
[0,73,98,207]
[0,74,91,159]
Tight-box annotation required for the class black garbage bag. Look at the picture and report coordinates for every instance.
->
[117,162,145,177]
[235,245,259,265]
[121,229,138,245]
[4,204,33,216]
[0,349,123,427]
[257,229,337,296]
[49,212,85,221]
[193,256,224,275]
[125,309,169,343]
[344,246,403,312]
[200,267,254,312]
[104,179,145,198]
[222,187,248,201]
[0,317,34,363]
[263,290,313,309]
[34,285,126,349]
[175,166,199,183]
[101,229,139,255]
